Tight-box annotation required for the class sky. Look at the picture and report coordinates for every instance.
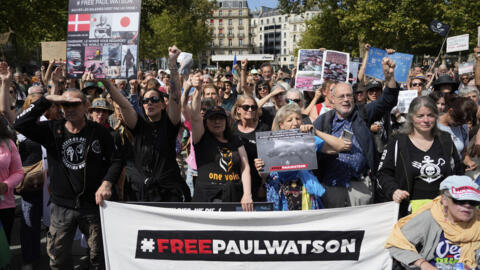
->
[247,0,279,11]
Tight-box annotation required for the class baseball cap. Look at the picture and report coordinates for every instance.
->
[204,106,227,119]
[88,98,113,112]
[366,80,383,91]
[250,69,258,75]
[440,175,480,202]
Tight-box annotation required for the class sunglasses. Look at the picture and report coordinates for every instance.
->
[450,197,480,207]
[412,83,423,87]
[258,87,269,91]
[61,102,82,108]
[142,96,162,104]
[287,98,301,104]
[240,104,258,111]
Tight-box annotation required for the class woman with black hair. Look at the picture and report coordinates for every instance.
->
[190,81,253,211]
[102,45,191,202]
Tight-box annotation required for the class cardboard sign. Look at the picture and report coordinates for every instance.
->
[66,0,142,79]
[256,129,317,172]
[295,49,323,91]
[458,62,474,75]
[321,50,349,83]
[41,41,67,61]
[446,34,469,53]
[396,90,418,114]
[364,47,413,83]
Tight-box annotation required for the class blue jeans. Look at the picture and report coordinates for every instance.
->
[21,193,43,263]
[186,165,197,197]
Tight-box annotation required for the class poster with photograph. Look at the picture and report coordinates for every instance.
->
[295,49,323,91]
[321,50,350,83]
[256,129,317,172]
[66,0,141,79]
[458,62,474,75]
[397,90,418,114]
[364,47,413,83]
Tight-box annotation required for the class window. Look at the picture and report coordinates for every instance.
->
[239,50,242,55]
[229,50,232,54]
[219,19,223,24]
[219,28,223,33]
[210,19,214,25]
[211,50,215,55]
[284,57,287,61]
[279,17,282,23]
[239,39,243,45]
[260,35,262,40]
[219,10,222,16]
[239,19,243,25]
[284,32,286,38]
[283,49,286,54]
[267,19,269,24]
[260,19,263,25]
[211,40,214,46]
[294,25,297,31]
[228,19,232,25]
[260,26,262,31]
[273,18,275,24]
[228,10,231,16]
[219,39,223,46]
[239,10,242,16]
[228,29,233,35]
[228,39,232,46]
[293,35,296,42]
[283,41,286,46]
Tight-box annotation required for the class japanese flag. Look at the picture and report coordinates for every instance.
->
[111,13,139,32]
[68,14,91,32]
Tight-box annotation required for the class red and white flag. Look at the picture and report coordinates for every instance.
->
[68,14,91,32]
[111,13,139,32]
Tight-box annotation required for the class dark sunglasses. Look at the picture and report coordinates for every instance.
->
[142,96,162,104]
[451,197,480,207]
[240,104,258,111]
[412,83,423,87]
[287,98,301,104]
[61,102,82,108]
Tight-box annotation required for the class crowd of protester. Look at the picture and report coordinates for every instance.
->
[1,43,480,269]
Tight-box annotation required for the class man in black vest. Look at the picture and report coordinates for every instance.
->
[313,58,399,208]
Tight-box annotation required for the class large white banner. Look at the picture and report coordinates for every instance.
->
[100,201,399,270]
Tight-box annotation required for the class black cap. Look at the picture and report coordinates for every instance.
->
[433,75,457,87]
[82,81,103,95]
[366,80,383,91]
[204,106,227,119]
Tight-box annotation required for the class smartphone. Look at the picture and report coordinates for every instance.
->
[341,129,353,141]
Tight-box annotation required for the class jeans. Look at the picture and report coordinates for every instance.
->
[47,203,104,270]
[20,193,43,263]
[185,165,197,197]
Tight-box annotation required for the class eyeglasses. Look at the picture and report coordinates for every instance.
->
[412,83,423,87]
[450,197,480,207]
[287,98,301,104]
[462,77,470,81]
[142,96,162,104]
[258,87,269,91]
[61,102,82,108]
[334,94,354,100]
[240,104,258,111]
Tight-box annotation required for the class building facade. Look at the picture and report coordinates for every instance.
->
[250,7,320,68]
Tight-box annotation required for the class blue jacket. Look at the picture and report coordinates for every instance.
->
[313,84,399,176]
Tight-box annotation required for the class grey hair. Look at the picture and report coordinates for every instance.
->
[275,81,291,91]
[286,88,305,107]
[27,85,44,95]
[398,96,440,136]
[64,88,87,103]
[331,82,353,97]
[458,86,480,97]
[271,83,287,94]
[271,103,302,130]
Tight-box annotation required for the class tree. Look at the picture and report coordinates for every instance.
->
[286,0,480,56]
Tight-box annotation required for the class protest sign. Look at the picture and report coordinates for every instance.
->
[322,50,349,83]
[100,201,399,270]
[295,49,323,91]
[349,61,360,84]
[256,129,317,172]
[446,34,469,53]
[66,0,141,79]
[41,41,67,61]
[459,62,474,75]
[128,202,274,212]
[396,90,418,114]
[364,47,413,83]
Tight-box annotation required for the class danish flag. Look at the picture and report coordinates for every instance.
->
[68,14,91,32]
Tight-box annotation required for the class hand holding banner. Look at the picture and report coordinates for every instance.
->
[364,47,413,83]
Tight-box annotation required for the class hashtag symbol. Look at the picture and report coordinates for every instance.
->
[140,238,155,252]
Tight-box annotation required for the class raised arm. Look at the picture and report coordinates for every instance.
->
[167,45,182,125]
[257,85,285,108]
[181,75,193,122]
[49,67,63,95]
[357,44,370,85]
[43,59,55,86]
[98,72,138,129]
[0,62,15,124]
[190,84,205,144]
[475,48,480,90]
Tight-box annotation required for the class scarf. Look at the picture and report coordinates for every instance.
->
[385,196,480,268]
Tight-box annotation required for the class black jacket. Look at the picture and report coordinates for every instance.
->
[313,84,400,177]
[14,97,118,209]
[377,132,464,217]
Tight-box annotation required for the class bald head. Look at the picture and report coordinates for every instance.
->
[28,85,43,95]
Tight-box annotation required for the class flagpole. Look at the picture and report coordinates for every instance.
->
[429,28,450,73]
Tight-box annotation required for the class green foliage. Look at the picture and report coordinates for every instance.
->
[289,0,480,56]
